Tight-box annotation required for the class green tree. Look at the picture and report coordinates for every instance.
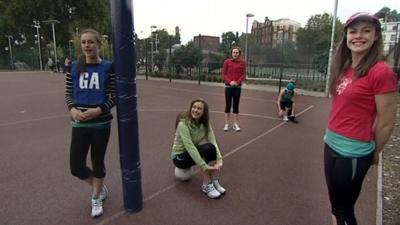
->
[136,28,180,69]
[220,31,239,56]
[376,7,400,21]
[296,13,343,72]
[171,41,202,73]
[0,0,111,67]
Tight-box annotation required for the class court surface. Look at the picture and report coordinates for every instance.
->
[0,71,378,225]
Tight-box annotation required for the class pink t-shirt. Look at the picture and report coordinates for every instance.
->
[327,61,398,141]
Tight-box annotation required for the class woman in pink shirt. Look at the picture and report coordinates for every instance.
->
[324,12,397,225]
[222,46,246,132]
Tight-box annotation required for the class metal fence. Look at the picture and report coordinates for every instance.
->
[137,62,328,92]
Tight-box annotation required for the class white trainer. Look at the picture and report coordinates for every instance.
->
[201,183,221,199]
[283,115,289,122]
[91,198,103,218]
[99,184,109,201]
[212,179,226,195]
[233,124,241,132]
[223,124,229,132]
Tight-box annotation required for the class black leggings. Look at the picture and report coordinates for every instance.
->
[324,144,373,225]
[173,143,217,169]
[224,86,241,114]
[70,126,111,179]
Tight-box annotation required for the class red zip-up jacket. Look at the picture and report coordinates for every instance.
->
[222,58,246,85]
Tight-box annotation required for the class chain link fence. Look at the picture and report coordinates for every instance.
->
[137,62,328,92]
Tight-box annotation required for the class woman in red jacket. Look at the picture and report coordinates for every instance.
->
[222,46,246,132]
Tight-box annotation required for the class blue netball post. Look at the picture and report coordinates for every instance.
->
[110,0,143,212]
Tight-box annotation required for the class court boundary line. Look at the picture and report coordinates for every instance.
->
[1,81,312,127]
[140,83,310,106]
[376,154,383,225]
[95,105,314,225]
[0,108,287,127]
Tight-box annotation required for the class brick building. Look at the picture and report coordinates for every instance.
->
[193,35,220,52]
[193,35,221,63]
[251,17,301,47]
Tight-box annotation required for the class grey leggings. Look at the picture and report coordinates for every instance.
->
[324,144,373,225]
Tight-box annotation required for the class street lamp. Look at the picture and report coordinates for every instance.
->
[30,46,35,69]
[43,19,60,71]
[245,13,254,64]
[278,28,286,93]
[325,0,338,97]
[102,35,108,59]
[68,40,74,59]
[150,25,157,72]
[32,19,43,70]
[5,35,13,70]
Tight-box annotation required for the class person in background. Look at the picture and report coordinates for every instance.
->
[65,28,116,218]
[171,98,226,199]
[222,46,246,132]
[47,58,54,72]
[64,57,71,73]
[324,12,397,225]
[276,81,297,122]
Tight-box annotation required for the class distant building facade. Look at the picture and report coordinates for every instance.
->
[193,35,220,52]
[251,17,301,47]
[193,35,221,63]
[380,19,400,56]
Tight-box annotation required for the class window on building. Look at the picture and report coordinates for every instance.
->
[389,44,395,52]
[392,25,398,31]
[391,35,396,41]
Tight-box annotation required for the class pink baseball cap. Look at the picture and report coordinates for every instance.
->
[344,12,380,29]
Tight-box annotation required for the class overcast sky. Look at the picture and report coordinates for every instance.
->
[133,0,399,44]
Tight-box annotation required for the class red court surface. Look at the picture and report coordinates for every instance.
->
[0,71,378,225]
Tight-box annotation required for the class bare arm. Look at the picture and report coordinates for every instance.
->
[277,90,283,105]
[373,92,397,164]
[291,92,296,114]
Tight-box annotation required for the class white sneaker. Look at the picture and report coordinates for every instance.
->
[91,198,103,218]
[99,184,109,201]
[283,115,288,122]
[212,179,226,195]
[233,124,241,132]
[223,124,229,132]
[201,182,221,199]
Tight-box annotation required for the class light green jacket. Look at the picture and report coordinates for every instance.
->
[171,119,223,170]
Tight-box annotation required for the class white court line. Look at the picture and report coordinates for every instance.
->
[211,111,282,121]
[0,90,62,99]
[1,109,284,127]
[0,114,68,127]
[141,109,282,121]
[2,82,308,127]
[141,83,309,106]
[95,105,314,225]
[376,153,383,225]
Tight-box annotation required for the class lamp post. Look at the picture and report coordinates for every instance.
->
[102,35,108,59]
[278,27,285,93]
[5,35,13,70]
[43,20,60,71]
[33,19,43,70]
[68,40,74,59]
[245,13,254,64]
[150,25,157,73]
[145,38,148,80]
[325,0,338,97]
[30,46,35,69]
